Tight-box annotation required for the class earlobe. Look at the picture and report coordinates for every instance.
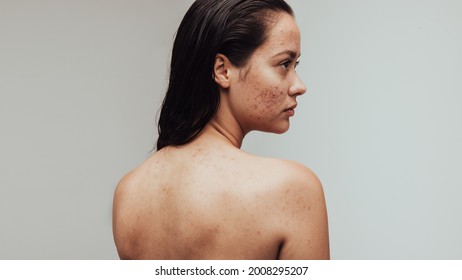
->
[213,54,231,89]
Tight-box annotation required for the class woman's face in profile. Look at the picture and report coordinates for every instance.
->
[229,12,307,134]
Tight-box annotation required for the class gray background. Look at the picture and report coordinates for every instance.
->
[1,0,461,259]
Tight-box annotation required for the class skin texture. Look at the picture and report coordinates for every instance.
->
[113,12,330,260]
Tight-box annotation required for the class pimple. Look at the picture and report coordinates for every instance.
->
[161,185,171,194]
[256,87,283,101]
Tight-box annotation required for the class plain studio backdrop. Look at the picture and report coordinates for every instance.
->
[1,0,461,259]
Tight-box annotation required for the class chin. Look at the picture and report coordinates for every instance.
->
[274,126,290,134]
[262,122,290,134]
[250,119,290,134]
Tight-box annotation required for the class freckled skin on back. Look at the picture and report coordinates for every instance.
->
[113,133,329,259]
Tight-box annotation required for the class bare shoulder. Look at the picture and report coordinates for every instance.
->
[113,160,148,212]
[254,157,330,260]
[269,159,322,189]
[112,168,138,259]
[112,158,157,259]
[113,152,164,212]
[248,156,323,195]
[113,168,138,201]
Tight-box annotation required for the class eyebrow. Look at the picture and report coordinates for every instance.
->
[271,50,301,59]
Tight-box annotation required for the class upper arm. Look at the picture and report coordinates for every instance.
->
[112,172,138,259]
[277,162,330,260]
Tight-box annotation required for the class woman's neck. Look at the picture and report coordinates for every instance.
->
[195,115,244,149]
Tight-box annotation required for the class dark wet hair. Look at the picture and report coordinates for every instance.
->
[156,0,293,150]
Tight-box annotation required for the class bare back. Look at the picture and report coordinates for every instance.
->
[113,139,329,259]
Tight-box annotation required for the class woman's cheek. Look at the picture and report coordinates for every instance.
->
[248,85,285,120]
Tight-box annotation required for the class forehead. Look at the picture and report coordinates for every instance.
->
[257,13,301,56]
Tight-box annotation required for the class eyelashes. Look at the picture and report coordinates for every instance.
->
[280,60,300,70]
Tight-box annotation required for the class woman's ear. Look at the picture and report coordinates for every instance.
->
[213,54,232,89]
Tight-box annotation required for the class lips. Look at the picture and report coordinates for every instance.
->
[286,104,297,111]
[284,103,297,116]
[284,103,297,111]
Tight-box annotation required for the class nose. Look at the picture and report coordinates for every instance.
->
[289,73,307,97]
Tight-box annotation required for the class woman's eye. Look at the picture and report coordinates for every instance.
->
[281,61,291,69]
[280,60,300,70]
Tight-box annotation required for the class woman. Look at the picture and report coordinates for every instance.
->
[113,0,329,259]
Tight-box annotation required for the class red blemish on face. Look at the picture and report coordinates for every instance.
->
[247,84,285,121]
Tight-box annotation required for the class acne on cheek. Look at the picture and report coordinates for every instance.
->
[256,86,284,108]
[248,85,285,120]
